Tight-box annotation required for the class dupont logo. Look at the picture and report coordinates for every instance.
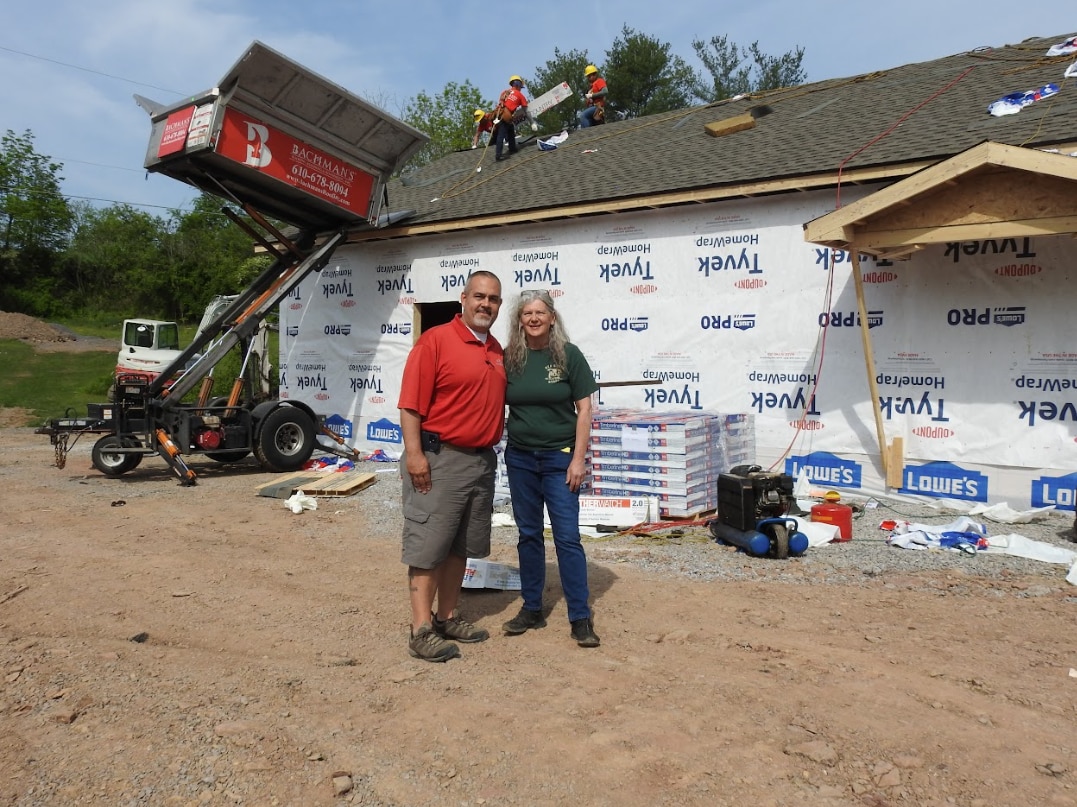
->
[314,392,330,400]
[289,301,303,310]
[341,299,356,308]
[400,296,416,305]
[913,426,954,439]
[862,271,897,284]
[789,418,823,431]
[548,288,564,298]
[735,278,766,290]
[369,395,386,404]
[995,263,1041,278]
[630,283,658,295]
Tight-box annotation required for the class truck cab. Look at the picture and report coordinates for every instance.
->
[117,318,182,385]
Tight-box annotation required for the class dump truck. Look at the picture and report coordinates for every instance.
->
[35,41,427,484]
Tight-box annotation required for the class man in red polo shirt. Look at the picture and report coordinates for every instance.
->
[397,270,506,661]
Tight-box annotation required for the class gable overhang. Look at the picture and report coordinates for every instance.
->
[803,141,1077,259]
[802,140,1077,487]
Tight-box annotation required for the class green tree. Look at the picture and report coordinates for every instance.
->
[61,202,169,315]
[401,80,490,169]
[160,195,266,321]
[0,129,73,314]
[692,35,807,101]
[0,129,71,253]
[603,25,699,119]
[528,48,592,133]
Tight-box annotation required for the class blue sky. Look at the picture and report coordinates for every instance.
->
[3,1,1074,215]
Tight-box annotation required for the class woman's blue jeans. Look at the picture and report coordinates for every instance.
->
[505,445,592,621]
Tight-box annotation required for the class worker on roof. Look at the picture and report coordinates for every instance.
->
[471,108,497,148]
[493,75,537,162]
[577,64,608,128]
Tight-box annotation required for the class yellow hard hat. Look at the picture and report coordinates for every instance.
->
[584,64,599,76]
[473,109,484,122]
[509,74,523,83]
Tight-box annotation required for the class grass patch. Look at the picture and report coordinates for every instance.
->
[0,340,116,426]
[1,319,281,428]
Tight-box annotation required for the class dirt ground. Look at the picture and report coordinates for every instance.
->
[1,316,1075,806]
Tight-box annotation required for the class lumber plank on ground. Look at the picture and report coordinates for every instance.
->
[256,470,377,499]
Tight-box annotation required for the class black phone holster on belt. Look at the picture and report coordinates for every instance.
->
[420,430,441,454]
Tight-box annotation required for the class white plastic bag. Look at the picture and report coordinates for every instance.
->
[284,490,318,514]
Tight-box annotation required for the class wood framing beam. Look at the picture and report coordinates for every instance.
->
[848,214,1077,252]
[804,142,1077,249]
[849,250,890,481]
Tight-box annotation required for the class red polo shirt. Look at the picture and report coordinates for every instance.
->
[398,314,506,447]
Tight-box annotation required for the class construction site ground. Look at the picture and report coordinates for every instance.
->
[0,315,1074,806]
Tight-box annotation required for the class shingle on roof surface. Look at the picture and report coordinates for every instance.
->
[385,33,1077,228]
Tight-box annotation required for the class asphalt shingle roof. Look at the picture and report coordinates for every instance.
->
[381,32,1077,231]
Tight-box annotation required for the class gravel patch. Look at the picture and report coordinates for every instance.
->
[482,488,1077,595]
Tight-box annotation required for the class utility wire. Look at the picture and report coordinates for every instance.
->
[0,44,184,96]
[0,44,197,210]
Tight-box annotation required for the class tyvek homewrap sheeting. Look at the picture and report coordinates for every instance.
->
[279,187,1077,511]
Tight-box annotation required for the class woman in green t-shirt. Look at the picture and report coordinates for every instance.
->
[501,289,601,647]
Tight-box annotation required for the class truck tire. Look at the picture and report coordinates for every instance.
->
[92,435,143,477]
[254,407,316,472]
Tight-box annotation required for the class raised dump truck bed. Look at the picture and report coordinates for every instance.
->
[141,41,427,230]
[38,43,428,485]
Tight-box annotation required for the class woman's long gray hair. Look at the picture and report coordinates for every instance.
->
[505,289,570,376]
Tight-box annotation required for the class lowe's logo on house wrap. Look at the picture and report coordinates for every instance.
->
[323,414,353,440]
[785,452,861,488]
[900,461,987,501]
[514,261,562,287]
[1031,472,1077,511]
[367,417,402,444]
[946,306,1026,327]
[601,316,649,333]
[700,312,756,331]
[819,310,884,329]
[599,255,654,284]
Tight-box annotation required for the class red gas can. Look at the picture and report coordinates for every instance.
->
[811,493,853,541]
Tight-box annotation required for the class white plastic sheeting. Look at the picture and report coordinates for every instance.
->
[280,187,1077,512]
